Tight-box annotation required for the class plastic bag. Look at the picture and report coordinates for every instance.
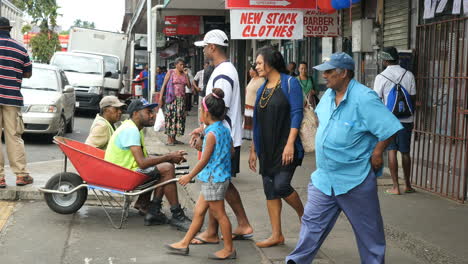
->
[154,109,165,132]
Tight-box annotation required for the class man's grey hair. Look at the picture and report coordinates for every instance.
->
[335,68,355,79]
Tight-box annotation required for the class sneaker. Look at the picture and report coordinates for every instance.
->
[0,177,6,188]
[169,205,192,231]
[16,175,33,186]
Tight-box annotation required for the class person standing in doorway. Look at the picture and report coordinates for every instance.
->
[297,61,319,108]
[159,58,191,146]
[243,64,264,140]
[373,47,417,195]
[0,17,34,188]
[190,29,254,244]
[184,66,194,113]
[287,62,298,77]
[250,46,304,248]
[286,52,403,264]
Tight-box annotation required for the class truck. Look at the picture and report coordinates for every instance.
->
[50,52,111,111]
[51,27,128,111]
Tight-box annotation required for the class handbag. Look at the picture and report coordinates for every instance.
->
[288,77,317,153]
[165,70,176,104]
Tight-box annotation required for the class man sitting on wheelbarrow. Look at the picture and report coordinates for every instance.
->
[105,98,192,231]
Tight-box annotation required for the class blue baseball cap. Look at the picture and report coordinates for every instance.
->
[313,52,355,71]
[127,98,158,115]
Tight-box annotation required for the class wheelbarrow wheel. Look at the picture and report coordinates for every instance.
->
[44,172,88,214]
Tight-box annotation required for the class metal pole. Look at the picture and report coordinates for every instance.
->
[150,5,163,103]
[146,0,152,101]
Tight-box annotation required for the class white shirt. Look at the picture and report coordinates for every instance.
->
[373,65,416,123]
[194,69,205,90]
[205,61,242,147]
[185,70,194,94]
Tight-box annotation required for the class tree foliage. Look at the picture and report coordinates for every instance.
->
[21,24,32,35]
[30,33,60,63]
[73,19,96,29]
[12,0,61,63]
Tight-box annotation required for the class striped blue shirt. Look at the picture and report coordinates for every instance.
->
[0,31,32,107]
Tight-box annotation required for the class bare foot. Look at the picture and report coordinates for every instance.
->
[255,236,285,248]
[170,241,187,249]
[213,248,236,259]
[232,225,254,238]
[190,232,219,245]
[385,188,401,195]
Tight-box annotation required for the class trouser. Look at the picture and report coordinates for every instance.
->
[286,170,385,264]
[0,105,29,178]
[185,93,192,111]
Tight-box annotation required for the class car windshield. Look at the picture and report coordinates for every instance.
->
[21,68,58,91]
[51,54,103,75]
[103,55,119,79]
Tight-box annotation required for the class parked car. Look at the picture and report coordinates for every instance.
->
[21,64,76,141]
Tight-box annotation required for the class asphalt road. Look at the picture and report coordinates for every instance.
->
[22,112,95,163]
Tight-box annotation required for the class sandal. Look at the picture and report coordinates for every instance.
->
[0,177,6,188]
[16,175,34,186]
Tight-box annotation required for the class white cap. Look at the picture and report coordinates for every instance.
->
[194,29,229,47]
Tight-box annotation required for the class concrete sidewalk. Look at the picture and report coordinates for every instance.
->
[1,108,468,263]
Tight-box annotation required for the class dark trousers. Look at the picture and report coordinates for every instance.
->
[185,93,192,111]
[286,170,385,264]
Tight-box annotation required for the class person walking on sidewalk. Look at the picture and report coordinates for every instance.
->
[243,64,264,140]
[249,46,304,248]
[165,89,236,260]
[85,96,126,150]
[286,53,403,264]
[159,57,191,146]
[0,17,34,188]
[190,29,253,244]
[104,98,192,230]
[373,47,416,195]
[297,62,319,108]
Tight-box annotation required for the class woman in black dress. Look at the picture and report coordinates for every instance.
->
[249,46,305,248]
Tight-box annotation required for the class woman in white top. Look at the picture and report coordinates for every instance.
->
[243,65,265,140]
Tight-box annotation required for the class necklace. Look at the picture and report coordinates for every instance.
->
[259,79,280,108]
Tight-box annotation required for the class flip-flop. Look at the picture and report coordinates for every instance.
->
[221,233,254,240]
[189,236,219,245]
[174,140,184,145]
[165,142,175,146]
[385,189,400,195]
[405,189,416,193]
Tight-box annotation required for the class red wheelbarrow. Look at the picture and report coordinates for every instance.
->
[38,136,189,229]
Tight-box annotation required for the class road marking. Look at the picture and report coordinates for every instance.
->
[0,201,15,232]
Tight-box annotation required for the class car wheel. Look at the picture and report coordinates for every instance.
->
[66,114,74,133]
[49,115,66,142]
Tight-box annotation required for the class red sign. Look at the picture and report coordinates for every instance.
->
[177,16,200,35]
[226,0,317,9]
[164,16,178,25]
[164,27,177,36]
[163,16,200,36]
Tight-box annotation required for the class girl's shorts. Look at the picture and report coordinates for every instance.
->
[201,180,229,201]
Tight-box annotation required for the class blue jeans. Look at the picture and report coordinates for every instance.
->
[286,170,386,264]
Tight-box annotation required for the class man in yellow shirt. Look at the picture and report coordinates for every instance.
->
[85,96,125,150]
[105,98,191,230]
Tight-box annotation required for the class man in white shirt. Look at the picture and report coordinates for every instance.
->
[373,47,417,195]
[189,29,253,244]
[193,61,209,124]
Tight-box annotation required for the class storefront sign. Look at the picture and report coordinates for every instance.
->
[303,10,339,37]
[226,0,317,10]
[163,16,200,36]
[164,26,177,36]
[165,16,178,25]
[230,10,303,39]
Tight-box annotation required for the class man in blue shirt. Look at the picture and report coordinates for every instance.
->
[286,53,403,264]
